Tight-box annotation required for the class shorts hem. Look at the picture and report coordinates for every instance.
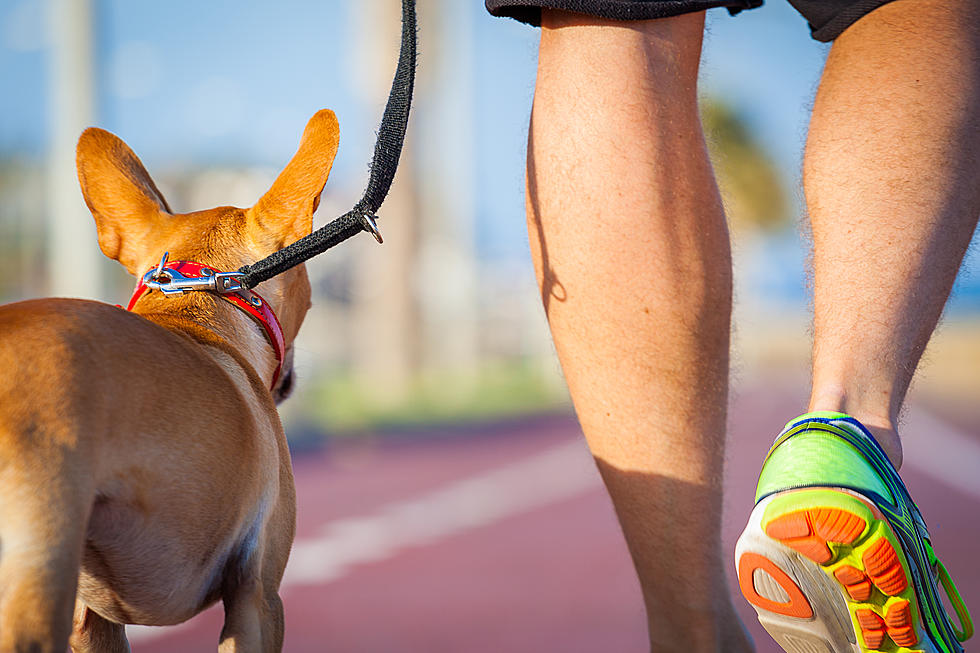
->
[486,0,763,27]
[805,0,901,41]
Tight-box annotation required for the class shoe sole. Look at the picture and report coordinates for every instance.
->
[735,487,934,653]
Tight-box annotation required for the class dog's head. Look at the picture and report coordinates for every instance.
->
[75,110,340,402]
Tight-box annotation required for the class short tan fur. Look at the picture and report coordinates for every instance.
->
[0,109,339,653]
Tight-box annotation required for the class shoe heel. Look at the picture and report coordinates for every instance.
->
[736,488,929,653]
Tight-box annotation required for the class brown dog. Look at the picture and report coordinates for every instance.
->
[0,110,340,653]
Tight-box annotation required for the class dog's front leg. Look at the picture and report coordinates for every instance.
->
[69,600,129,653]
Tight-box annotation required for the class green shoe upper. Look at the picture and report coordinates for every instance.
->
[756,411,893,506]
[755,411,973,652]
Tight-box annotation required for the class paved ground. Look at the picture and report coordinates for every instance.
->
[128,379,979,652]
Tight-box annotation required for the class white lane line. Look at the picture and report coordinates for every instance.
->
[128,439,599,643]
[902,407,980,500]
[282,438,599,587]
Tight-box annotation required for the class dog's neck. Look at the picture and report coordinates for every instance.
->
[131,292,280,390]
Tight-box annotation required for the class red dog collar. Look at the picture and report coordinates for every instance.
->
[126,260,286,389]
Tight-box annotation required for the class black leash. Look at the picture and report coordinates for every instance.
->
[236,0,417,290]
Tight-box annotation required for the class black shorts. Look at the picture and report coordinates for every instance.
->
[485,0,901,42]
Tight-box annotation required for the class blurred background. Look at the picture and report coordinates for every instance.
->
[1,1,977,651]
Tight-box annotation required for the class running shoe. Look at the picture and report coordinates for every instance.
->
[735,412,973,653]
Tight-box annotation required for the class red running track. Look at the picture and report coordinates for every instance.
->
[129,380,979,652]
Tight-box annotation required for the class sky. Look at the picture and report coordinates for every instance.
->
[0,1,826,190]
[1,1,828,161]
[0,0,828,255]
[1,0,978,308]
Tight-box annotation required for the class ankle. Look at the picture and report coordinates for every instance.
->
[807,389,904,468]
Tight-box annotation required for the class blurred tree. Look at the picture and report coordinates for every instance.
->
[701,97,791,234]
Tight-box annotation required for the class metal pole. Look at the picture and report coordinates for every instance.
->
[416,0,479,379]
[348,0,421,404]
[47,0,100,299]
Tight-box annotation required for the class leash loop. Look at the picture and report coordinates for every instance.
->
[213,271,247,294]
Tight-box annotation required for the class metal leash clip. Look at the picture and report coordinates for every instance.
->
[358,211,384,244]
[142,252,246,296]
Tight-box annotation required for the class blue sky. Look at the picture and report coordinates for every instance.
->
[2,0,977,308]
[1,0,826,209]
[0,0,831,259]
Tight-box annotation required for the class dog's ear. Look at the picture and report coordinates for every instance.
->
[250,109,340,248]
[76,128,172,274]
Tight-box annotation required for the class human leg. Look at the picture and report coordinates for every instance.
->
[528,10,748,652]
[805,0,980,467]
[737,2,979,651]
